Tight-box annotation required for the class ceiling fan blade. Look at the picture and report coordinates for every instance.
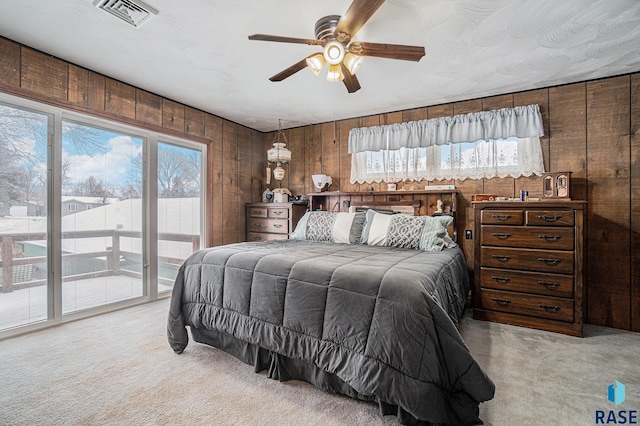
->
[334,0,385,42]
[348,41,425,61]
[269,57,311,82]
[340,63,361,93]
[249,34,323,46]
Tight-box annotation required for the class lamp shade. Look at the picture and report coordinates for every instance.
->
[306,53,326,76]
[267,143,291,163]
[344,52,363,74]
[326,64,344,82]
[273,164,286,180]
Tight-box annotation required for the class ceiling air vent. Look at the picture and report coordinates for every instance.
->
[93,0,158,28]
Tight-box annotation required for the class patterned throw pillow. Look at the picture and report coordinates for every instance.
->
[360,209,454,251]
[306,211,335,242]
[385,215,426,249]
[291,211,366,244]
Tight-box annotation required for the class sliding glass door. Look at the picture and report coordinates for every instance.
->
[0,102,51,330]
[157,141,202,293]
[61,121,145,314]
[0,93,206,336]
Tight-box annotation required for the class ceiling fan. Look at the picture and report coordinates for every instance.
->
[248,0,425,93]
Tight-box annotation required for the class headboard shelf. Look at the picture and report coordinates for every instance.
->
[307,189,458,197]
[307,189,459,240]
[307,189,458,216]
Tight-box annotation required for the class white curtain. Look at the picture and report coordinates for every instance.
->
[349,104,546,184]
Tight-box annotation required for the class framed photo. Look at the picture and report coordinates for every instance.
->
[542,172,571,199]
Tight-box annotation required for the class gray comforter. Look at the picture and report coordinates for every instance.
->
[168,240,495,425]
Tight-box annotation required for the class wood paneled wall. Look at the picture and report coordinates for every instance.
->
[2,36,639,332]
[267,73,640,332]
[0,37,262,248]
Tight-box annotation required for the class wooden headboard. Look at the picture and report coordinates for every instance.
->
[307,190,459,241]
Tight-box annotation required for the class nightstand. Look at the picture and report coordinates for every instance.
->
[245,202,307,242]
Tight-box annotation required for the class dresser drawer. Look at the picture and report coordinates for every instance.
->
[480,267,574,298]
[481,226,574,250]
[268,208,290,219]
[526,210,574,226]
[480,289,574,322]
[247,218,289,234]
[247,207,268,218]
[481,247,574,274]
[247,232,288,242]
[481,209,524,225]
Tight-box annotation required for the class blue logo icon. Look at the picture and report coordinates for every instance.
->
[608,381,625,406]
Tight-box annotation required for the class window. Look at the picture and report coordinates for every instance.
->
[0,93,206,337]
[358,136,543,182]
[349,105,545,184]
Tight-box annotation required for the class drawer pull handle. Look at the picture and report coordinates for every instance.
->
[253,223,261,228]
[491,276,511,284]
[539,304,561,313]
[538,215,561,222]
[252,237,261,241]
[273,224,283,228]
[492,255,511,262]
[492,214,512,221]
[538,281,560,290]
[538,257,561,266]
[251,210,262,215]
[491,233,511,239]
[491,298,511,306]
[538,235,561,242]
[272,211,283,216]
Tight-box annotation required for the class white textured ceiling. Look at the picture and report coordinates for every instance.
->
[1,0,639,132]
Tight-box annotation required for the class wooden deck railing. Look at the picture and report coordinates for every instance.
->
[0,230,199,292]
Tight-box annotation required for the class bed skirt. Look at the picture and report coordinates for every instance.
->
[190,326,472,426]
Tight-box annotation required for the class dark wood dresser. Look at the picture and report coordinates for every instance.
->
[245,202,307,242]
[472,201,586,336]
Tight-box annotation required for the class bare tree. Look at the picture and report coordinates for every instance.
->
[72,176,111,198]
[157,147,200,198]
[1,104,105,215]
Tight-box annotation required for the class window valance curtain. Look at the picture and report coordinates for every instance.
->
[348,104,544,154]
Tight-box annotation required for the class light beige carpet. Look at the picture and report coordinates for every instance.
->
[1,299,639,425]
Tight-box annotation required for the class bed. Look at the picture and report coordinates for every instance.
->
[167,209,495,425]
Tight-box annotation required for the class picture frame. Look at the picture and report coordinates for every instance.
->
[541,172,571,199]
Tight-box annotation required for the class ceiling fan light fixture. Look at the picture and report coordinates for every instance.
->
[326,64,345,82]
[343,52,363,74]
[306,53,326,76]
[323,41,345,65]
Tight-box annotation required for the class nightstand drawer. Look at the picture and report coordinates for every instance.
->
[481,226,574,250]
[481,247,574,274]
[480,268,574,298]
[480,289,574,322]
[481,209,524,225]
[526,210,574,226]
[247,218,288,234]
[247,232,287,242]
